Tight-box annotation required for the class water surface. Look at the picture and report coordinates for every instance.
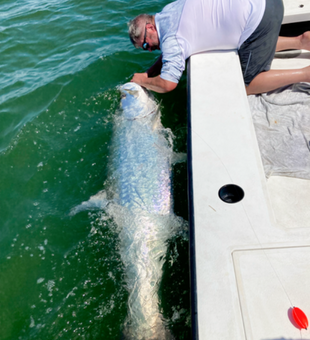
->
[0,1,190,339]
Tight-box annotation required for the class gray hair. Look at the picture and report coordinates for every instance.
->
[128,14,154,48]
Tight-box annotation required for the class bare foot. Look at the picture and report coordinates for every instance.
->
[300,31,310,51]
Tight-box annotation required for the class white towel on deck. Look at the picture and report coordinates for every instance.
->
[248,82,310,179]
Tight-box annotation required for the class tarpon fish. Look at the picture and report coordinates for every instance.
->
[71,82,185,339]
[112,82,175,339]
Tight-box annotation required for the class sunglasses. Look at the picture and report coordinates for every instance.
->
[142,24,149,50]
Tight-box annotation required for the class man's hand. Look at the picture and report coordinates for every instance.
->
[130,73,177,93]
[131,72,148,86]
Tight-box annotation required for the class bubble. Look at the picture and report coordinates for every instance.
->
[47,280,55,292]
[30,316,35,328]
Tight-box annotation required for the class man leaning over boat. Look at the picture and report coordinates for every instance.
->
[128,0,310,95]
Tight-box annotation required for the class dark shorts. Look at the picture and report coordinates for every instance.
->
[238,0,284,86]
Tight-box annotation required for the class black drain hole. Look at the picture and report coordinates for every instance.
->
[218,184,244,204]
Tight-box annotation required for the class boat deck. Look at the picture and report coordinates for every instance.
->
[188,1,310,339]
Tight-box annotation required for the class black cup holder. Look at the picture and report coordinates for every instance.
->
[218,184,244,204]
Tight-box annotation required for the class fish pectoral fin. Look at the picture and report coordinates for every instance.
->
[69,190,109,216]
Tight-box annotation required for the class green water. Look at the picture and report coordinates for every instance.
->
[0,1,190,339]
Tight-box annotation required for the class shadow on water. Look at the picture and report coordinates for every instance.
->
[158,79,191,339]
[159,234,191,340]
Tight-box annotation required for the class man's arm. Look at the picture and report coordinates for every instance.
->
[131,73,177,93]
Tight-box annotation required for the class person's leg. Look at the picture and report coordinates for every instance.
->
[240,0,310,95]
[246,66,310,95]
[276,31,310,51]
[239,0,284,89]
[247,31,310,95]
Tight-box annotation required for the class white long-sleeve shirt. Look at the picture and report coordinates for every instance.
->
[155,0,265,83]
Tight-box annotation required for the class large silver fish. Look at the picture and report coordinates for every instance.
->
[71,82,185,339]
[112,82,176,339]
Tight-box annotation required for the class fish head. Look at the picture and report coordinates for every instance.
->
[119,82,158,120]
